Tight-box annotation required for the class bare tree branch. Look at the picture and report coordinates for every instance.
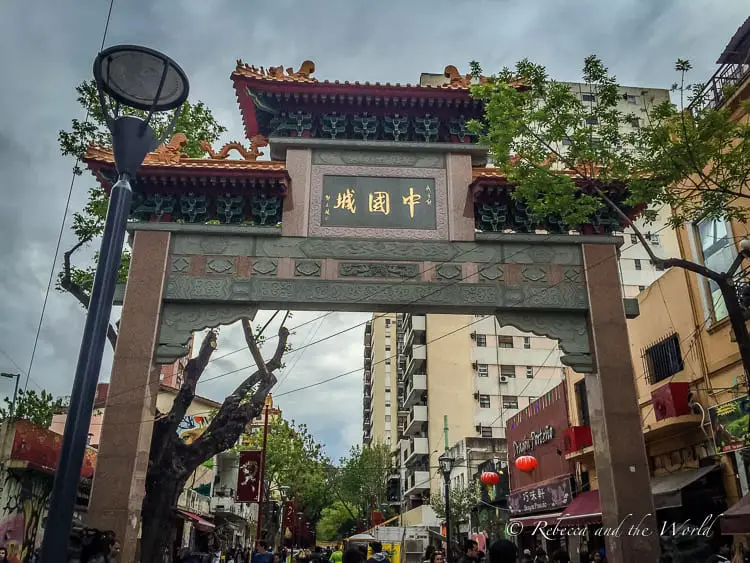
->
[59,240,119,349]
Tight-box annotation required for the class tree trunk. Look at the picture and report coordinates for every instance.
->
[141,470,187,563]
[718,279,750,381]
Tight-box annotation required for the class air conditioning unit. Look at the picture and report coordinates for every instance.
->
[473,392,480,400]
[499,375,509,383]
[470,331,477,340]
[563,426,593,454]
[651,382,691,422]
[471,361,478,370]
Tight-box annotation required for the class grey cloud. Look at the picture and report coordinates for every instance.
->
[0,0,746,458]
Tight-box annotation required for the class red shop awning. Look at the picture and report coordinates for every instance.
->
[509,512,563,528]
[557,490,601,527]
[178,509,215,532]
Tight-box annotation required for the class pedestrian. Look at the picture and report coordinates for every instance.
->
[459,540,478,563]
[108,540,121,562]
[520,548,533,563]
[708,543,732,562]
[534,547,548,563]
[550,551,570,563]
[476,551,485,563]
[488,540,517,563]
[253,542,275,563]
[366,543,390,563]
[330,545,344,563]
[343,548,364,563]
[0,548,9,563]
[430,551,445,563]
[423,545,435,563]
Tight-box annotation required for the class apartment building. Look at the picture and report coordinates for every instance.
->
[362,313,398,447]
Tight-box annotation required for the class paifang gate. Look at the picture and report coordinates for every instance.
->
[82,61,659,563]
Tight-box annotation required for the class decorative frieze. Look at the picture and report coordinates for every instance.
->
[338,262,421,279]
[294,260,322,277]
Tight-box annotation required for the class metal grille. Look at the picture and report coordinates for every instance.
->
[641,333,684,385]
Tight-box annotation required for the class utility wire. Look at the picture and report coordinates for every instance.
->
[24,0,116,392]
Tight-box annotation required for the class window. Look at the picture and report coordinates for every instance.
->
[643,333,684,384]
[385,387,391,394]
[650,233,660,245]
[574,379,591,428]
[582,93,596,102]
[474,314,484,318]
[634,259,642,270]
[630,234,638,244]
[498,335,514,348]
[629,118,640,128]
[385,358,391,365]
[562,137,572,146]
[626,94,638,104]
[523,337,531,349]
[502,396,519,409]
[500,365,516,378]
[386,345,391,351]
[385,415,391,423]
[479,394,491,408]
[528,396,536,404]
[638,285,646,291]
[477,364,489,378]
[525,366,534,379]
[697,219,735,320]
[476,334,487,347]
[385,401,391,408]
[585,117,599,125]
[385,319,391,327]
[481,427,493,438]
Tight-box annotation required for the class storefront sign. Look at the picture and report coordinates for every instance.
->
[709,396,750,453]
[321,176,436,229]
[513,425,555,456]
[508,476,572,516]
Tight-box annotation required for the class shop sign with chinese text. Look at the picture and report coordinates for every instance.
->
[321,175,436,229]
[507,475,572,516]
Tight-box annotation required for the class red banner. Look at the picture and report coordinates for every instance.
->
[237,450,263,503]
[283,498,297,530]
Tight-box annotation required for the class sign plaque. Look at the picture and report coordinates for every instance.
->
[321,175,436,229]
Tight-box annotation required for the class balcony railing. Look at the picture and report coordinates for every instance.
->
[689,62,750,112]
[178,488,211,516]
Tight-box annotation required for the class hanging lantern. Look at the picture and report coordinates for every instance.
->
[480,471,500,486]
[515,455,538,472]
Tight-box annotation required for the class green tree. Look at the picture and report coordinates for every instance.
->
[243,417,333,542]
[316,501,358,542]
[0,389,66,427]
[468,55,750,380]
[430,485,479,551]
[55,80,227,349]
[334,443,393,527]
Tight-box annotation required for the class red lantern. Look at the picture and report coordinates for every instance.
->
[480,471,500,486]
[515,455,538,472]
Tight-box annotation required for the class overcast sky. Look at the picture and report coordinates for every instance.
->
[0,0,746,461]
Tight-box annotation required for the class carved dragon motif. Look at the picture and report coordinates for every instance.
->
[200,134,268,161]
[152,133,188,164]
[286,60,315,79]
[444,65,490,87]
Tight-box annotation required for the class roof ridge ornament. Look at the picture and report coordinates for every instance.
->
[200,134,268,161]
[235,59,316,81]
[152,133,188,164]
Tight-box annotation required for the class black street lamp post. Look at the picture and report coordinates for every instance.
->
[439,452,456,563]
[40,45,189,561]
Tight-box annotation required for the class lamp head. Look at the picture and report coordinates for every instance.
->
[438,452,455,476]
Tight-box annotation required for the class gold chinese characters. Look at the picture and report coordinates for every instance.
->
[330,185,431,218]
[402,186,421,218]
[334,188,356,213]
[368,191,390,215]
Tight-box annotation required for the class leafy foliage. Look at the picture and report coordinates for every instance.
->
[334,443,394,524]
[468,55,750,229]
[55,80,227,324]
[0,388,67,427]
[316,501,358,541]
[430,484,480,541]
[243,417,332,522]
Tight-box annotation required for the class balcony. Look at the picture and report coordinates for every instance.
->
[690,62,750,112]
[404,345,427,379]
[404,469,431,497]
[210,494,253,521]
[178,488,211,516]
[404,405,428,436]
[404,437,429,466]
[403,314,426,350]
[563,426,594,462]
[405,374,427,407]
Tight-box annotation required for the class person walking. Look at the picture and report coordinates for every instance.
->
[550,551,570,563]
[253,542,275,563]
[458,540,479,563]
[330,545,344,563]
[366,543,390,563]
[488,540,517,563]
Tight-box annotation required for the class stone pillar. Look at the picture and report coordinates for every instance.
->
[582,243,660,562]
[87,230,171,563]
[282,148,312,237]
[445,153,475,241]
